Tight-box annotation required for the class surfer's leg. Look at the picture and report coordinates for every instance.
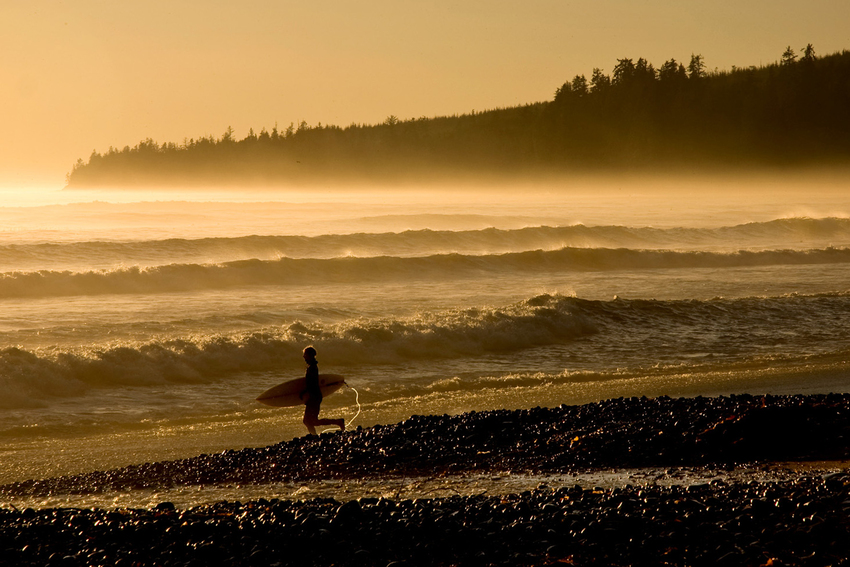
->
[313,417,344,429]
[304,401,345,433]
[303,403,320,435]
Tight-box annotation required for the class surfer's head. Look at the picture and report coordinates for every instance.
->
[303,346,317,361]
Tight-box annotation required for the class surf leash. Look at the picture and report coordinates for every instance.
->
[346,383,362,427]
[321,382,361,433]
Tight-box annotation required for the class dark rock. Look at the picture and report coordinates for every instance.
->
[1,395,850,566]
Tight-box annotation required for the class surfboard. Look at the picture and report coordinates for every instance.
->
[256,374,346,407]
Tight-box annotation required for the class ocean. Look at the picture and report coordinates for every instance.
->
[1,174,849,498]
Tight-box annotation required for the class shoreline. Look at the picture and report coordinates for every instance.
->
[3,463,849,512]
[2,470,849,566]
[4,394,849,498]
[2,394,849,565]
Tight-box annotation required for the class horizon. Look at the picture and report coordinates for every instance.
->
[2,1,849,188]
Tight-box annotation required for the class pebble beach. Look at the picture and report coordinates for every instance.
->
[2,394,849,566]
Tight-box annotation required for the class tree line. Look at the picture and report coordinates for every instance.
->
[66,46,850,187]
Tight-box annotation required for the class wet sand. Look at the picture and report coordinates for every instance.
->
[1,394,849,566]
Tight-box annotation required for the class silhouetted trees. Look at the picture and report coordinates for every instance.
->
[543,47,850,167]
[66,47,850,187]
[687,54,706,79]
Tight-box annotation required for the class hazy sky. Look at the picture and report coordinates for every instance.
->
[2,0,848,187]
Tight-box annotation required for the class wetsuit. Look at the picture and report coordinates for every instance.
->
[304,359,322,418]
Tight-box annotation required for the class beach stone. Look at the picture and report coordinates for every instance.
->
[1,395,850,566]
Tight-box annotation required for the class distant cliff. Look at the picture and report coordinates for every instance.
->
[66,47,850,188]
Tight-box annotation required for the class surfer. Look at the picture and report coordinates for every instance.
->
[301,346,345,435]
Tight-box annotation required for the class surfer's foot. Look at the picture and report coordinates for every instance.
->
[337,419,345,431]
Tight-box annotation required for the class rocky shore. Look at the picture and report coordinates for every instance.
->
[2,473,849,567]
[5,394,850,497]
[2,394,849,566]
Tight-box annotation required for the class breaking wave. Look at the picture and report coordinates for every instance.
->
[1,245,849,298]
[3,292,850,409]
[0,294,595,408]
[1,217,848,271]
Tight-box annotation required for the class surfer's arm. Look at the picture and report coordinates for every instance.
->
[304,364,321,401]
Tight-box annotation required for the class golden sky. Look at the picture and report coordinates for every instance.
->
[2,0,848,187]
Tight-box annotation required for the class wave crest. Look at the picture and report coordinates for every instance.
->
[2,246,849,298]
[2,216,849,271]
[0,294,597,408]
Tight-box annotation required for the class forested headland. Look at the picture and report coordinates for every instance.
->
[66,46,850,188]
